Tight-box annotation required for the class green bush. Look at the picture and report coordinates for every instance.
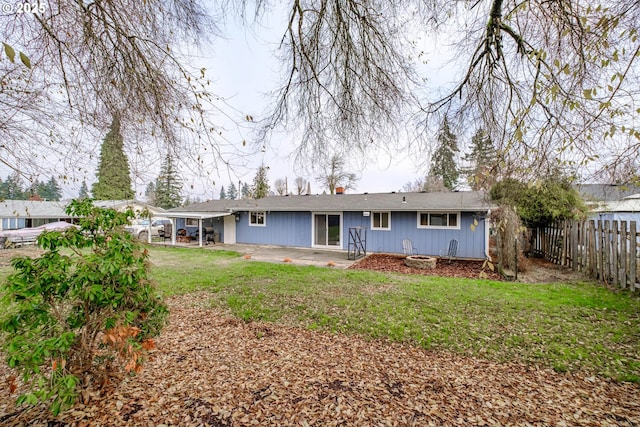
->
[490,177,586,228]
[0,199,168,415]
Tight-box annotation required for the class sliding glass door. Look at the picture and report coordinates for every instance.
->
[313,213,341,247]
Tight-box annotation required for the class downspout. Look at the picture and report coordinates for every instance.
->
[485,209,492,260]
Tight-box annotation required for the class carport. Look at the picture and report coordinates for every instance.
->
[157,211,232,247]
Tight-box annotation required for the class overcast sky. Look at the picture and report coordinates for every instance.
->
[194,12,460,200]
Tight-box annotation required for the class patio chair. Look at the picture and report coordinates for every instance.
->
[161,223,172,242]
[402,239,418,256]
[442,239,458,263]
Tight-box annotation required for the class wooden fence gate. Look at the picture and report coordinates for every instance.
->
[531,220,639,291]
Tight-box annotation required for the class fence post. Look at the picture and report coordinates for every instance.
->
[571,221,580,271]
[631,221,638,291]
[598,221,609,282]
[620,221,628,289]
[579,220,587,272]
[603,221,610,283]
[612,221,620,287]
[588,220,596,276]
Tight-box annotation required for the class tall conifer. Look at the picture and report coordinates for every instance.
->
[154,153,183,209]
[430,117,460,191]
[92,116,134,200]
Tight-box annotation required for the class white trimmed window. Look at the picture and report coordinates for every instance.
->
[186,218,198,227]
[371,211,390,230]
[249,211,266,226]
[418,212,460,229]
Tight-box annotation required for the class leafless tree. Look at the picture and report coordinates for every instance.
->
[316,154,359,194]
[273,178,288,195]
[294,176,308,195]
[413,0,640,182]
[253,0,640,182]
[0,1,252,190]
[263,0,419,166]
[402,175,448,193]
[5,0,640,191]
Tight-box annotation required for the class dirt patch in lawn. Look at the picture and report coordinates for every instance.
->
[349,253,591,284]
[1,293,638,426]
[0,246,44,267]
[349,253,504,281]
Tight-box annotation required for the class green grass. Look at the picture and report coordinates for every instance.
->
[2,245,639,382]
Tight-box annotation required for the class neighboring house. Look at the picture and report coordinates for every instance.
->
[589,194,640,228]
[576,183,640,203]
[0,200,72,231]
[0,199,164,231]
[166,191,494,259]
[576,184,640,229]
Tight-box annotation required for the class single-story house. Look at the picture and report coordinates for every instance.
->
[0,200,72,230]
[589,194,640,228]
[576,184,640,230]
[0,199,164,231]
[164,191,495,259]
[576,183,640,203]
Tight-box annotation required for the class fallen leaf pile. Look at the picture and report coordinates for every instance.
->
[350,254,504,281]
[1,293,638,426]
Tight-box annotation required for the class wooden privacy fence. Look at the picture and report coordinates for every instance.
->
[530,220,639,291]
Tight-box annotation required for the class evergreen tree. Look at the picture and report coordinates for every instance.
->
[78,181,90,199]
[154,153,183,209]
[42,176,62,201]
[3,172,26,199]
[430,117,460,191]
[227,182,238,200]
[31,179,44,199]
[92,116,134,200]
[252,164,270,199]
[462,129,499,191]
[219,186,226,200]
[241,182,250,199]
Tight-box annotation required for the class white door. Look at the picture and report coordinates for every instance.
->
[223,214,236,244]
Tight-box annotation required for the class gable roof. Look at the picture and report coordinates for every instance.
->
[576,183,640,202]
[0,200,70,219]
[591,193,640,213]
[0,199,164,219]
[171,191,494,214]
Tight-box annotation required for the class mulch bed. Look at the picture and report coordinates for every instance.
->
[349,253,504,281]
[1,294,638,426]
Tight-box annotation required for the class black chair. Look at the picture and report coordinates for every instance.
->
[204,227,215,245]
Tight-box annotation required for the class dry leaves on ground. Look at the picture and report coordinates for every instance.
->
[1,293,638,426]
[350,254,505,281]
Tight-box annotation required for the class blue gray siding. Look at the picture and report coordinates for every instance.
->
[342,211,487,259]
[236,211,312,247]
[229,209,488,259]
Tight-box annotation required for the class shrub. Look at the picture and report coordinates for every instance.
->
[490,176,586,228]
[0,199,168,415]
